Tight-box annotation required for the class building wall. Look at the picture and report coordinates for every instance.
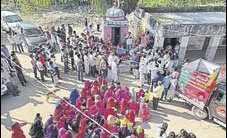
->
[138,6,226,13]
[213,36,226,64]
[184,36,207,61]
[134,7,226,64]
[120,26,128,42]
[103,27,112,44]
[162,24,226,38]
[134,7,226,38]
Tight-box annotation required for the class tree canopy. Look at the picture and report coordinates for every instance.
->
[1,0,225,15]
[137,0,225,7]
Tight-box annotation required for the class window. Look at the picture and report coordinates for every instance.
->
[216,90,226,105]
[24,28,42,37]
[187,36,206,50]
[4,15,22,23]
[219,35,226,47]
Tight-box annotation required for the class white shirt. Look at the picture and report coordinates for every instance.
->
[126,35,133,45]
[70,36,76,46]
[147,62,155,71]
[150,67,159,79]
[52,58,58,67]
[36,61,44,71]
[108,55,113,63]
[84,55,89,64]
[8,36,15,44]
[113,55,120,65]
[88,54,93,65]
[88,28,94,36]
[91,56,97,66]
[14,34,23,44]
[158,57,164,68]
[111,61,117,74]
[139,64,147,74]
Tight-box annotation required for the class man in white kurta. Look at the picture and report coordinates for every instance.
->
[83,54,89,75]
[107,53,114,81]
[139,60,147,87]
[111,59,118,83]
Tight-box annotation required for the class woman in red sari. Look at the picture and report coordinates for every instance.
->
[118,98,127,114]
[11,122,26,138]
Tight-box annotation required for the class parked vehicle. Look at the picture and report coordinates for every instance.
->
[14,21,47,52]
[1,11,23,33]
[1,71,8,96]
[176,59,226,127]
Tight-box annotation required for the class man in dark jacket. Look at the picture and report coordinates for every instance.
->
[68,24,73,36]
[69,46,75,70]
[12,57,27,86]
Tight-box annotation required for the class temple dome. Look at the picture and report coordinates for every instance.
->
[106,7,125,18]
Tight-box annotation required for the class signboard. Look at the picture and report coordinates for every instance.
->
[217,64,226,83]
[177,60,219,110]
[178,70,215,109]
[216,106,226,118]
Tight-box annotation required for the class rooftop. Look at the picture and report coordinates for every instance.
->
[1,11,17,16]
[106,7,125,18]
[149,12,226,25]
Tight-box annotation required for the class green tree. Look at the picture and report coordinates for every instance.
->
[138,0,225,7]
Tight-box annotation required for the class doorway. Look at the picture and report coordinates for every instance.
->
[185,36,209,61]
[112,27,120,46]
[164,38,179,49]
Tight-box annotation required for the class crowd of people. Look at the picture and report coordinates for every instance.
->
[11,79,151,138]
[1,17,196,138]
[10,79,197,138]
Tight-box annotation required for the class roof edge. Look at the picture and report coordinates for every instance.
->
[136,6,226,13]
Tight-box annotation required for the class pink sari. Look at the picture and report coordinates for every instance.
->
[88,105,97,115]
[126,110,136,124]
[138,103,150,122]
[137,89,144,99]
[75,98,82,110]
[95,101,105,115]
[86,98,95,109]
[124,86,129,92]
[105,108,116,118]
[114,89,124,102]
[91,86,99,95]
[141,35,147,47]
[124,90,131,102]
[118,99,127,114]
[58,127,67,138]
[57,116,67,129]
[100,90,106,98]
[128,99,139,115]
[106,97,116,109]
[84,80,90,90]
[93,80,99,87]
[104,90,113,103]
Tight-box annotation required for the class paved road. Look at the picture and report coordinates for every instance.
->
[1,45,226,138]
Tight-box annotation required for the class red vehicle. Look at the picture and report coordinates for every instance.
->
[177,59,226,127]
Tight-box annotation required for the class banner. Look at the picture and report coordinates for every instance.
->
[217,64,226,83]
[177,68,216,109]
